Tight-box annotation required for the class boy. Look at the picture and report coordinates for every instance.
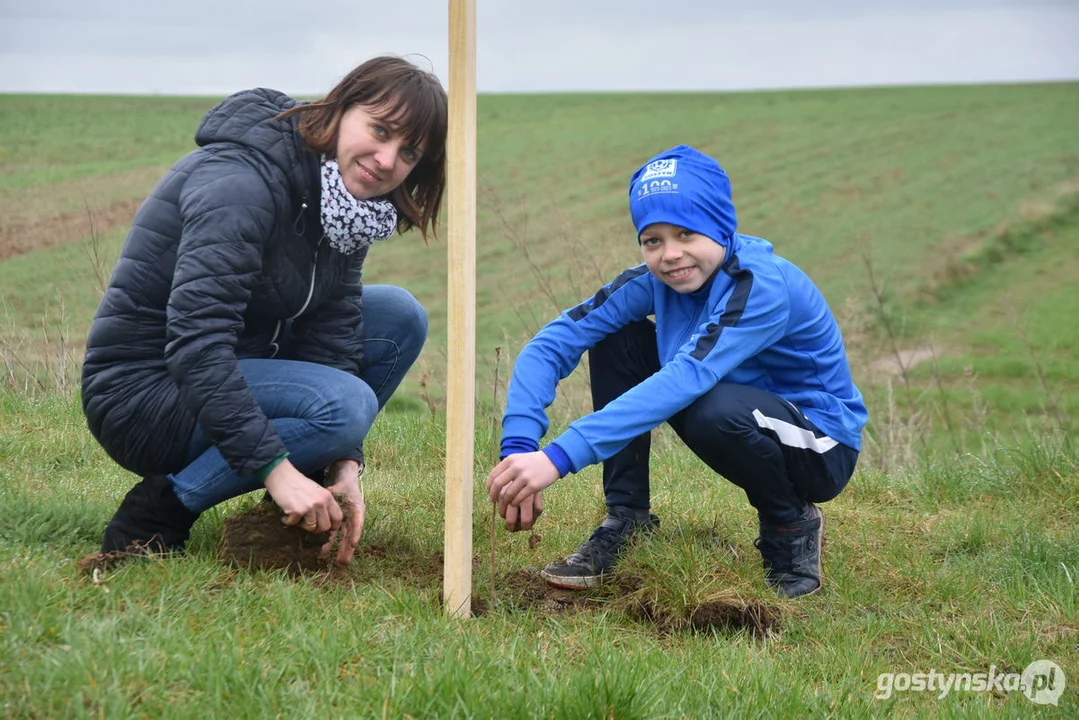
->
[486,145,867,598]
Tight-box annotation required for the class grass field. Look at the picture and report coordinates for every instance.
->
[1,83,1077,717]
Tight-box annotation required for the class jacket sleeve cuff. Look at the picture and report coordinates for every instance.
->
[500,436,539,459]
[550,427,596,474]
[541,443,573,478]
[254,451,290,483]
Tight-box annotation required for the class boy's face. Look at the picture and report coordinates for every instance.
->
[640,222,726,292]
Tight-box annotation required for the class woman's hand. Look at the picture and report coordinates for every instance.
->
[485,452,559,530]
[320,459,367,565]
[264,459,343,534]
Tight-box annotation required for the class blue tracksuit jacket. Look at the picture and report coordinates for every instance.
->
[501,232,868,473]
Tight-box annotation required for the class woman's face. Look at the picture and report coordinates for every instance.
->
[334,103,425,199]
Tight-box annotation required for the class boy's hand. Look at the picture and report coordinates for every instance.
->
[503,491,544,532]
[486,451,560,527]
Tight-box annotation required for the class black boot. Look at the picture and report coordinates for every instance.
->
[101,474,200,554]
[754,504,824,598]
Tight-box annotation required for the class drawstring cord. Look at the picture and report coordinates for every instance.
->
[293,200,308,236]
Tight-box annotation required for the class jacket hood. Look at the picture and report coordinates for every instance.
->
[195,88,316,196]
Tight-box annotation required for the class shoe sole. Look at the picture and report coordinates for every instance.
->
[540,568,605,589]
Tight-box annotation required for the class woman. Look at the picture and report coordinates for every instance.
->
[81,55,447,565]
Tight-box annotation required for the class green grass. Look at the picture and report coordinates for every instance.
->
[1,83,1078,715]
[3,83,1078,453]
[0,95,212,188]
[1,393,1076,718]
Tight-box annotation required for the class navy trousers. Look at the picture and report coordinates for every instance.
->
[590,320,859,524]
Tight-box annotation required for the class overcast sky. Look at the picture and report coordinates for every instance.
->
[1,0,1077,95]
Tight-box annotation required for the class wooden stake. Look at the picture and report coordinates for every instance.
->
[489,347,502,607]
[443,0,477,619]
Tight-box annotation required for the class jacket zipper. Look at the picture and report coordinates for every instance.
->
[673,295,708,352]
[268,200,320,358]
[290,235,323,320]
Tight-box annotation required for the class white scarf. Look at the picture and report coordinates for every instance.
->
[319,157,398,254]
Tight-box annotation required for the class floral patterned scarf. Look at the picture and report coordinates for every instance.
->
[319,157,398,254]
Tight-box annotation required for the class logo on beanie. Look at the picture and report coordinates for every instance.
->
[637,179,678,199]
[640,158,678,182]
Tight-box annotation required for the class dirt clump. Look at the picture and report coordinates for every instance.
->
[621,587,782,637]
[77,551,127,574]
[496,568,591,613]
[76,541,172,575]
[689,598,782,636]
[219,500,350,576]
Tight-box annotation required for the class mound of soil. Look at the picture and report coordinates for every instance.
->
[689,598,782,636]
[219,501,346,575]
[624,589,782,637]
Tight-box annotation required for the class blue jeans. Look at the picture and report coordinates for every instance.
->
[171,285,427,513]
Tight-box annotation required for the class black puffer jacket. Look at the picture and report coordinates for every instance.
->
[82,89,368,477]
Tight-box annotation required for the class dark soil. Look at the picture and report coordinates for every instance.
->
[689,598,782,636]
[621,585,782,637]
[76,541,170,574]
[218,501,344,576]
[466,568,593,617]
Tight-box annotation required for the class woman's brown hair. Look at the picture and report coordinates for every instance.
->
[278,56,447,240]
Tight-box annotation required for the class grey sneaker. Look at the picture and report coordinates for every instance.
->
[754,504,824,598]
[540,507,659,589]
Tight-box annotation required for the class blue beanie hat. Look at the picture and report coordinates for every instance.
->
[628,145,737,246]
